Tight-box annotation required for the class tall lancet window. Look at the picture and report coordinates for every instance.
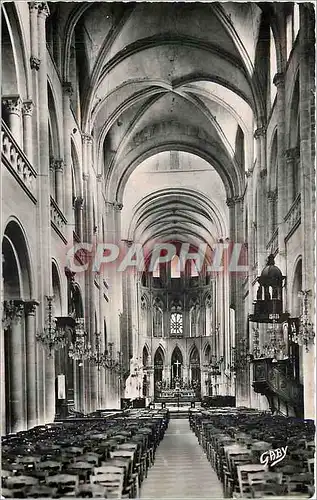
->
[141,294,149,336]
[171,255,181,278]
[190,298,200,337]
[191,260,199,277]
[153,260,160,278]
[205,293,213,337]
[153,298,163,337]
[170,300,183,337]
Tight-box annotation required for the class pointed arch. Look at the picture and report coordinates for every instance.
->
[189,344,200,365]
[142,344,150,367]
[2,219,33,300]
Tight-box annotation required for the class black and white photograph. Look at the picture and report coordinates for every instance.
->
[0,1,316,498]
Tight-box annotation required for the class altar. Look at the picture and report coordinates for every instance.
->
[154,354,201,402]
[160,388,196,399]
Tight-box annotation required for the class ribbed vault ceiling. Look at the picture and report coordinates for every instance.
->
[60,1,265,250]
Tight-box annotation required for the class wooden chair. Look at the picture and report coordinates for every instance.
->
[75,453,101,466]
[286,472,314,495]
[75,483,108,498]
[35,460,62,474]
[6,475,39,489]
[45,473,79,496]
[235,464,267,498]
[65,461,94,481]
[25,485,58,498]
[15,456,41,472]
[90,473,124,499]
[248,471,285,498]
[307,457,315,474]
[1,487,24,498]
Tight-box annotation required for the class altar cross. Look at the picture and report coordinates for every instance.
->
[174,359,181,378]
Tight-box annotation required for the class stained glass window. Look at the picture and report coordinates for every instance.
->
[170,312,183,336]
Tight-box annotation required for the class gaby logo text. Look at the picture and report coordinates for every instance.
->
[260,446,288,467]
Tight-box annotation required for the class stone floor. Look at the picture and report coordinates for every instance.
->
[140,419,224,499]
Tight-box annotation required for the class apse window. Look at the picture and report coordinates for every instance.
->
[191,260,199,277]
[153,260,160,278]
[171,255,181,278]
[170,312,183,336]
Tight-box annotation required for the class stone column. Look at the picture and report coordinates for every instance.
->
[22,101,34,162]
[285,148,296,209]
[25,300,39,429]
[273,72,286,261]
[254,125,267,271]
[63,82,74,240]
[49,158,55,198]
[299,5,315,420]
[2,96,22,145]
[37,2,54,425]
[227,196,249,406]
[29,2,40,70]
[3,300,26,433]
[55,159,64,208]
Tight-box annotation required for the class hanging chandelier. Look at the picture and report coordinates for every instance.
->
[296,290,315,352]
[252,326,261,359]
[94,341,124,372]
[36,296,67,357]
[89,332,108,370]
[230,338,254,372]
[68,318,92,361]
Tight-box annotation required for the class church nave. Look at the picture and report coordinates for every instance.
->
[140,419,224,499]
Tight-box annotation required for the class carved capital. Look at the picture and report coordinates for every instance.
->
[226,195,244,207]
[260,168,267,179]
[122,239,133,247]
[268,189,278,201]
[82,133,93,145]
[113,201,123,212]
[3,300,25,328]
[73,196,84,209]
[245,169,253,178]
[65,266,76,282]
[25,300,40,316]
[30,56,41,70]
[38,2,50,18]
[49,157,55,172]
[28,2,42,13]
[22,100,34,116]
[285,147,300,162]
[226,197,235,208]
[63,82,74,98]
[55,159,64,173]
[96,173,103,182]
[82,173,89,182]
[2,96,22,116]
[254,126,266,139]
[273,72,284,87]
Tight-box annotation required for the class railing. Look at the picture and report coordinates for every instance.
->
[266,228,278,254]
[1,120,37,202]
[50,196,67,241]
[269,363,303,405]
[253,358,303,411]
[284,194,301,239]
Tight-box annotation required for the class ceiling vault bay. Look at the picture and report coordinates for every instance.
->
[61,1,267,247]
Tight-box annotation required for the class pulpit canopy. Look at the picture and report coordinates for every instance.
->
[258,254,283,288]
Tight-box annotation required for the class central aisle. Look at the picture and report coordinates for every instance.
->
[140,419,224,499]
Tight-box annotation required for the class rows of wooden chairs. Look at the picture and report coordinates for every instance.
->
[189,408,315,498]
[1,409,169,498]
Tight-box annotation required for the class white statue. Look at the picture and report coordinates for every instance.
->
[124,357,143,399]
